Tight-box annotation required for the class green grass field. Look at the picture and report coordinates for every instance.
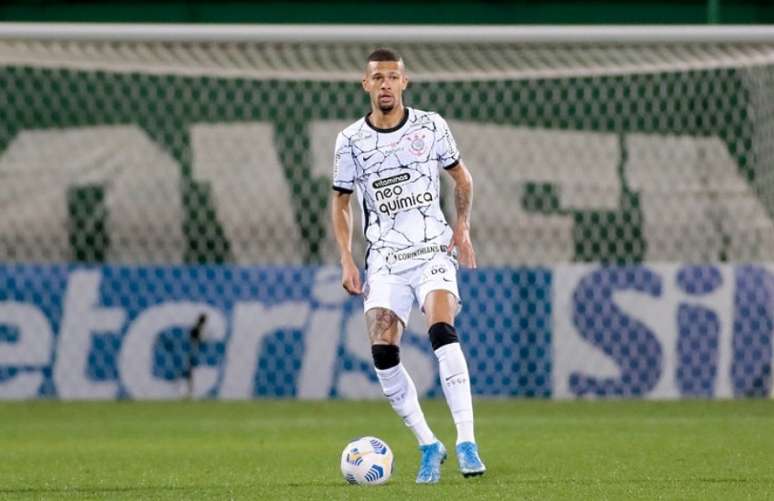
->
[1,399,773,500]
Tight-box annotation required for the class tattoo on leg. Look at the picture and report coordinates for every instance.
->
[366,308,401,345]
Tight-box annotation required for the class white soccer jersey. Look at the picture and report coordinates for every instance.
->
[333,107,461,275]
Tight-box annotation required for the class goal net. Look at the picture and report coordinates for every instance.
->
[0,25,772,399]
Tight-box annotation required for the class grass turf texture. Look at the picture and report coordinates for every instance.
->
[1,400,773,500]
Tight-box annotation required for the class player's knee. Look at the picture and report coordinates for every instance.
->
[371,344,400,370]
[428,322,459,351]
[366,308,402,345]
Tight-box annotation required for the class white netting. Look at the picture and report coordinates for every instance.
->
[0,25,772,400]
[1,29,773,265]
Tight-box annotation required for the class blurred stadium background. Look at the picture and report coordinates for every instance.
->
[1,2,774,498]
[1,0,772,402]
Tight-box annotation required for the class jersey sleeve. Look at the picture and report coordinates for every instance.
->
[332,132,355,193]
[434,114,461,170]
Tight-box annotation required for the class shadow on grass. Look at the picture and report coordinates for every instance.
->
[283,481,359,488]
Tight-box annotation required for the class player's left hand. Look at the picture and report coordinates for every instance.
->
[448,222,477,268]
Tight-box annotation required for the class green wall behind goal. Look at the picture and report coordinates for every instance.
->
[1,0,774,24]
[1,65,767,264]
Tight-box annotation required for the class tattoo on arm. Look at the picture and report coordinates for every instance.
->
[455,182,472,226]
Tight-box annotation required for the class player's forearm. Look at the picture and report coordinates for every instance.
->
[331,193,355,263]
[453,169,473,228]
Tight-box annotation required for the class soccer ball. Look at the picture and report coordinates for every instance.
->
[340,436,394,485]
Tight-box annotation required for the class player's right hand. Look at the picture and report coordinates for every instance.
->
[341,259,363,295]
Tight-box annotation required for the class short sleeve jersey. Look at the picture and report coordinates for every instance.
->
[333,107,461,275]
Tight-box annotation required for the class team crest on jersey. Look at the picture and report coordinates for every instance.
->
[409,133,427,156]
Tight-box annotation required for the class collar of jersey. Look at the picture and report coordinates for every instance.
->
[364,107,410,133]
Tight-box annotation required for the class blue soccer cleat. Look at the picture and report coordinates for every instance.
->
[416,441,447,484]
[456,441,486,477]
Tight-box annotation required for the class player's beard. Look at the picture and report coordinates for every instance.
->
[378,102,395,113]
[377,93,396,113]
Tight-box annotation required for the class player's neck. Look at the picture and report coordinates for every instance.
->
[368,105,407,131]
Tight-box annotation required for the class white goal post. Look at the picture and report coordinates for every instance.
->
[2,23,774,43]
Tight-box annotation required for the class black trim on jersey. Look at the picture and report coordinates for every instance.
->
[443,159,461,170]
[363,193,371,269]
[332,185,353,194]
[365,107,410,133]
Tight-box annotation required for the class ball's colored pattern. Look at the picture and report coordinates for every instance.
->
[340,436,394,486]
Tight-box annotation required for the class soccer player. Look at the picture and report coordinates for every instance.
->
[330,48,486,484]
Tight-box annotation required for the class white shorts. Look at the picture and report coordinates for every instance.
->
[362,253,461,326]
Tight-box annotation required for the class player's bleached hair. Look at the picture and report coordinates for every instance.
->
[367,48,402,64]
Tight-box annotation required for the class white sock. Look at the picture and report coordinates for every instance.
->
[375,363,436,446]
[435,342,476,445]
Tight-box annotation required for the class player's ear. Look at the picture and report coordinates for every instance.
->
[401,74,409,91]
[361,76,369,92]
